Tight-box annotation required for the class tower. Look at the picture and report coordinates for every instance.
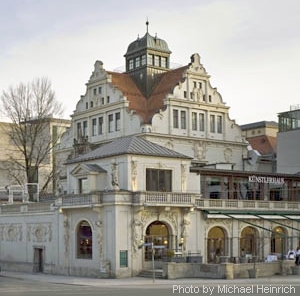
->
[124,21,171,98]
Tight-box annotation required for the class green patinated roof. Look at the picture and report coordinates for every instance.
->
[125,32,171,56]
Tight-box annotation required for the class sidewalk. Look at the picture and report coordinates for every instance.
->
[1,271,300,287]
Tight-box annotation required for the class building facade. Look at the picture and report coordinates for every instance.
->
[1,25,300,279]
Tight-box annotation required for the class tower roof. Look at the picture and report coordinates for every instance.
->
[125,32,171,56]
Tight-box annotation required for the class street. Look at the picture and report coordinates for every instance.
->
[1,276,300,296]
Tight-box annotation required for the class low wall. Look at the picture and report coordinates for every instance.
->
[163,260,296,279]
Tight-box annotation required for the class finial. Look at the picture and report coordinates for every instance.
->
[146,18,149,33]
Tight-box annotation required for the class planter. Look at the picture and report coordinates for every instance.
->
[291,266,300,275]
[248,268,259,278]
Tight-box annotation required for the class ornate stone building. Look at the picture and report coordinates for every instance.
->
[1,24,300,279]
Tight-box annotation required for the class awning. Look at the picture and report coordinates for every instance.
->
[203,209,300,232]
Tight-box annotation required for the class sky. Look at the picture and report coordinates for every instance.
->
[1,0,300,125]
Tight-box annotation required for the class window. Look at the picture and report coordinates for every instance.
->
[161,57,167,68]
[192,112,197,130]
[79,178,88,194]
[209,95,212,102]
[98,86,102,94]
[141,55,146,65]
[85,102,88,109]
[77,122,82,138]
[108,114,114,132]
[210,115,215,133]
[154,55,159,66]
[115,112,121,131]
[98,117,103,134]
[83,121,88,137]
[193,81,197,88]
[90,101,93,108]
[148,54,153,65]
[92,118,97,136]
[146,169,172,191]
[120,250,128,267]
[101,97,104,105]
[199,113,205,131]
[129,59,134,70]
[107,96,110,103]
[135,57,140,68]
[181,111,186,129]
[93,88,97,96]
[173,109,179,128]
[199,82,202,89]
[217,115,223,133]
[184,91,187,99]
[77,221,92,259]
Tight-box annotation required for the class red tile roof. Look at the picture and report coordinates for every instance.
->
[108,66,187,123]
[247,135,277,156]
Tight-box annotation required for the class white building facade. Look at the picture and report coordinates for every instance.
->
[1,26,300,279]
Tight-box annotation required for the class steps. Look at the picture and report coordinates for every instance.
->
[138,269,164,279]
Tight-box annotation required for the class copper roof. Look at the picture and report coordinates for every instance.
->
[108,66,187,123]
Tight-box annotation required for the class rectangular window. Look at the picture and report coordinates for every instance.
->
[108,114,114,132]
[79,178,88,194]
[210,115,215,133]
[181,111,186,129]
[154,55,159,66]
[173,109,179,128]
[135,57,140,68]
[184,91,187,99]
[98,86,102,94]
[192,112,197,131]
[129,59,134,70]
[98,117,103,134]
[115,112,121,131]
[93,88,97,96]
[107,96,110,103]
[101,97,104,105]
[90,101,93,108]
[120,250,128,267]
[148,54,153,65]
[209,95,212,102]
[83,121,88,137]
[199,82,202,89]
[86,102,88,109]
[141,55,146,66]
[199,113,205,131]
[92,118,97,136]
[217,115,222,133]
[77,122,82,138]
[146,169,172,191]
[161,57,167,68]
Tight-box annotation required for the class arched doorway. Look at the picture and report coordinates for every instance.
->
[145,221,169,260]
[207,226,226,262]
[271,226,286,255]
[76,220,92,259]
[240,226,257,256]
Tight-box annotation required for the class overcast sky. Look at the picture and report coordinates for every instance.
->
[1,0,299,125]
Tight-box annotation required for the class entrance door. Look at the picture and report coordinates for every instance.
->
[33,247,44,273]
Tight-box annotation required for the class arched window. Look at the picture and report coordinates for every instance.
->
[207,226,227,262]
[240,227,257,256]
[271,226,286,254]
[144,221,169,260]
[77,220,92,259]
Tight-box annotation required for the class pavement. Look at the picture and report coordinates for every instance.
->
[1,271,300,287]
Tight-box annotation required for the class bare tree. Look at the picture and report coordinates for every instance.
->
[0,77,66,200]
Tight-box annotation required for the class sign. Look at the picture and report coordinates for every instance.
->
[248,175,285,185]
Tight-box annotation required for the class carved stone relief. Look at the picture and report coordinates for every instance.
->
[26,223,52,243]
